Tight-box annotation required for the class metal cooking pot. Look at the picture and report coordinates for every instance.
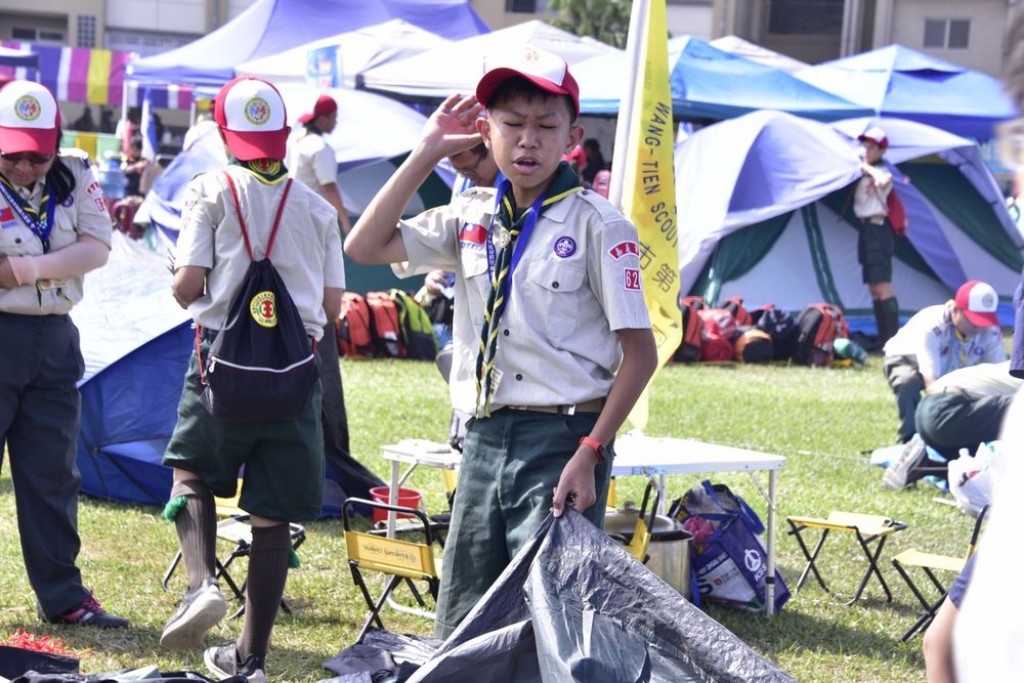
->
[604,482,692,598]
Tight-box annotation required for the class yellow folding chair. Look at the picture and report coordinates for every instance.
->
[891,505,988,641]
[787,511,908,605]
[623,478,660,564]
[344,498,440,644]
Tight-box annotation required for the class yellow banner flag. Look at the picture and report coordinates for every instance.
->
[617,0,681,429]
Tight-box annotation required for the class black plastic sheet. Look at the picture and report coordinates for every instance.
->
[406,510,794,683]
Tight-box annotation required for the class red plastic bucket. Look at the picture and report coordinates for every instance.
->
[369,486,423,524]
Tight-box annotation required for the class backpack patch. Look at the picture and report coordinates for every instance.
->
[198,175,317,421]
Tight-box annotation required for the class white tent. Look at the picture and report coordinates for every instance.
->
[236,19,449,88]
[358,19,618,99]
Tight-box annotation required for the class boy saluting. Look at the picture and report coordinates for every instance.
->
[345,46,657,638]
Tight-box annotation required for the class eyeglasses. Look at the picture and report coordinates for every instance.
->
[0,151,53,165]
[996,118,1024,170]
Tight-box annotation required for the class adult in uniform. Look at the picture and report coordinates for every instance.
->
[345,46,658,638]
[159,77,344,681]
[0,80,127,628]
[855,126,901,346]
[882,280,1005,444]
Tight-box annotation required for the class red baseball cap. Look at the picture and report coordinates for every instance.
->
[954,280,1000,328]
[297,94,338,125]
[476,45,579,118]
[858,125,889,150]
[0,80,61,155]
[214,76,289,161]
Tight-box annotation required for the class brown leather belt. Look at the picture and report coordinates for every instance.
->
[504,398,605,415]
[862,216,886,225]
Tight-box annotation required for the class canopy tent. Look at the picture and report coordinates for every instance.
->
[0,42,132,106]
[709,35,808,73]
[237,19,449,88]
[676,110,1023,330]
[357,19,617,100]
[795,45,1018,140]
[574,36,873,121]
[123,81,195,110]
[125,0,488,87]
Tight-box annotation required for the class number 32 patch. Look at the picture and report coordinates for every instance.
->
[624,268,641,291]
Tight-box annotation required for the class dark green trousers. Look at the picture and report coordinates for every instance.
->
[433,408,611,638]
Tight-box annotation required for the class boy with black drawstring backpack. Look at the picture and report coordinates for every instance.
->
[160,77,345,681]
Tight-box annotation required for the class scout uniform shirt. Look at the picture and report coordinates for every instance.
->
[884,303,1006,381]
[0,155,111,315]
[286,130,337,200]
[395,184,652,416]
[175,164,345,341]
[854,162,892,220]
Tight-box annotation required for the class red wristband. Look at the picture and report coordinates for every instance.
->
[578,436,607,463]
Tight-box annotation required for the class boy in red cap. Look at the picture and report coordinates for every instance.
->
[286,93,351,234]
[855,125,901,346]
[881,280,1006,446]
[160,76,345,680]
[346,46,657,637]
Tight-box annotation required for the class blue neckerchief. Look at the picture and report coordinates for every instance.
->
[0,177,57,253]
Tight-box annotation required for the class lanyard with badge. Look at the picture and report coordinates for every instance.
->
[0,179,56,253]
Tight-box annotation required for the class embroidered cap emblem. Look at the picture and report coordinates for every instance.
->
[14,95,41,122]
[244,97,271,127]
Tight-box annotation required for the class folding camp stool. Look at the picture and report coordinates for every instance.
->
[787,511,907,605]
[622,478,660,564]
[890,505,988,641]
[161,488,307,619]
[344,498,440,644]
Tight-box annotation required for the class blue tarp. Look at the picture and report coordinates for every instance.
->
[796,45,1018,140]
[126,0,489,86]
[575,36,873,121]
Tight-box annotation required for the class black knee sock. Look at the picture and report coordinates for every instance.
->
[169,479,217,592]
[237,523,291,662]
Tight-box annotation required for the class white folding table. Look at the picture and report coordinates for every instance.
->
[380,433,787,615]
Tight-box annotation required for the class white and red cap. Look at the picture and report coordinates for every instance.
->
[0,80,61,155]
[297,94,337,125]
[214,76,289,161]
[954,280,1000,328]
[476,45,579,118]
[858,125,889,149]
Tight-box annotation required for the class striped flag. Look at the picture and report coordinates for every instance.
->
[140,88,158,161]
[609,0,681,430]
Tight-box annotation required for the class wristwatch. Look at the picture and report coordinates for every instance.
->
[578,436,608,464]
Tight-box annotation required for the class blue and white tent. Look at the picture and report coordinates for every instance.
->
[676,110,1023,331]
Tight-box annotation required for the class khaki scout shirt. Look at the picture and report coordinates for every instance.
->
[396,186,652,416]
[174,166,345,341]
[0,155,112,315]
[854,163,892,219]
[286,131,337,198]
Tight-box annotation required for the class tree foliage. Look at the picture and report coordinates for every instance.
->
[547,0,633,49]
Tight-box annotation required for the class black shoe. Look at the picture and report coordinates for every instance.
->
[205,642,266,682]
[160,578,227,651]
[47,592,129,629]
[882,437,929,490]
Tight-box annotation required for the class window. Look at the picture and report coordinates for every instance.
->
[506,0,548,12]
[767,0,843,35]
[923,18,970,49]
[77,15,97,48]
[11,26,65,45]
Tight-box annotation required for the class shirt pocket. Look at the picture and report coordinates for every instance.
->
[521,258,586,342]
[461,248,490,330]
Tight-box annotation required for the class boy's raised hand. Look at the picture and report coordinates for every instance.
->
[423,94,485,158]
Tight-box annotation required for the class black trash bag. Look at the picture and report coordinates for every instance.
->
[407,511,794,683]
[322,629,441,682]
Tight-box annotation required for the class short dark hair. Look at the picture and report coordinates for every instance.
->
[487,76,576,122]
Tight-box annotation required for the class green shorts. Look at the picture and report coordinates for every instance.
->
[163,338,325,522]
[857,220,894,284]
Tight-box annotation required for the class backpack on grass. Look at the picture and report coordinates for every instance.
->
[674,295,705,363]
[197,175,317,422]
[791,303,849,367]
[365,291,403,357]
[388,288,438,360]
[336,292,375,358]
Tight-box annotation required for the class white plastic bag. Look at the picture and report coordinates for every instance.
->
[948,441,999,516]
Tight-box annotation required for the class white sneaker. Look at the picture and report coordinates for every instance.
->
[160,578,227,651]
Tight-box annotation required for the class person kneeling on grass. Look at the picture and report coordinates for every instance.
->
[344,46,658,638]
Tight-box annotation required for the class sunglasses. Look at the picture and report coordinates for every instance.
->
[0,152,54,165]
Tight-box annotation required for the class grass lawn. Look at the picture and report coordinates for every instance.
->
[0,356,969,681]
